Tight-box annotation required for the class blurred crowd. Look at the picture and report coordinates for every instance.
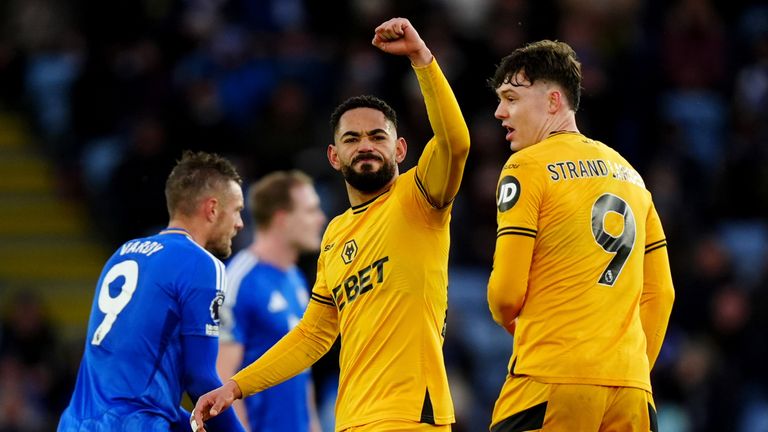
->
[1,0,767,431]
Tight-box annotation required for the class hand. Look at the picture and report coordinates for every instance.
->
[371,17,433,66]
[190,380,242,432]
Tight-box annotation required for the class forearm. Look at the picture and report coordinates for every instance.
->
[488,270,522,328]
[181,335,245,432]
[488,235,533,331]
[641,246,675,369]
[232,303,338,396]
[414,60,470,207]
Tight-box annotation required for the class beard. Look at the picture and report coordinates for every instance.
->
[205,234,233,260]
[341,155,396,193]
[207,242,232,260]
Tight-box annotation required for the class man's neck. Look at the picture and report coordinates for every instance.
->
[345,177,396,207]
[250,230,298,270]
[540,113,579,142]
[166,218,206,247]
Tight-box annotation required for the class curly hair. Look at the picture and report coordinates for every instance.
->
[330,95,398,134]
[489,40,582,111]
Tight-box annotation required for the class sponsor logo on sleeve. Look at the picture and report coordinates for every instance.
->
[497,176,521,212]
[209,292,224,324]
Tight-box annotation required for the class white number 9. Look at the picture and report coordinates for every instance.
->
[91,260,139,346]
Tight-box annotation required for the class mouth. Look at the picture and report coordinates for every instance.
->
[353,155,383,165]
[504,126,515,142]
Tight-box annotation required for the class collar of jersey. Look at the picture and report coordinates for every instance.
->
[547,130,582,139]
[159,227,192,237]
[350,187,392,215]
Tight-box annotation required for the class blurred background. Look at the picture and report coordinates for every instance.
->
[0,0,767,431]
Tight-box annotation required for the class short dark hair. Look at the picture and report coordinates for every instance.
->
[165,150,242,217]
[330,95,398,135]
[489,40,582,111]
[248,170,313,228]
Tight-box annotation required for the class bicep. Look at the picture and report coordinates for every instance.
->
[642,204,674,301]
[488,162,542,326]
[415,137,467,208]
[412,60,470,208]
[180,259,226,337]
[488,233,535,325]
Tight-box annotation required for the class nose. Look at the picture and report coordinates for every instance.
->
[357,137,376,152]
[235,213,244,232]
[494,103,506,120]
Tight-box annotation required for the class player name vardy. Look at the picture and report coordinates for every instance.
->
[120,240,164,257]
[546,159,644,187]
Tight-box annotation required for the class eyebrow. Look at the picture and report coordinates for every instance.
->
[340,128,389,139]
[497,89,519,97]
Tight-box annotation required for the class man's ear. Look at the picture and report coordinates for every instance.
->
[271,209,289,230]
[203,197,219,222]
[395,137,407,163]
[328,144,341,171]
[548,90,562,114]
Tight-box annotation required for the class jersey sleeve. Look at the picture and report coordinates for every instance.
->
[641,202,675,369]
[231,299,339,396]
[230,250,339,396]
[495,152,546,236]
[179,253,227,338]
[644,201,667,250]
[181,334,245,432]
[487,153,545,330]
[487,233,534,331]
[412,59,470,209]
[308,249,336,309]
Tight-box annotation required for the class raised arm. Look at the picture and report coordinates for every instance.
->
[372,17,470,208]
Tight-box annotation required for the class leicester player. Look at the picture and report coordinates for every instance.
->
[192,17,470,432]
[217,170,326,431]
[58,151,246,432]
[486,40,675,431]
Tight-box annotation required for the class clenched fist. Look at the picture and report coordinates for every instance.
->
[371,17,433,66]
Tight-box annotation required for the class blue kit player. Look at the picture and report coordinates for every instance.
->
[58,151,246,432]
[217,170,327,431]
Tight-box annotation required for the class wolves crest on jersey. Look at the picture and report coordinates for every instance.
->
[341,239,358,264]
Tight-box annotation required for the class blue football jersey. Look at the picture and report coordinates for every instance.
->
[221,249,311,432]
[59,229,227,431]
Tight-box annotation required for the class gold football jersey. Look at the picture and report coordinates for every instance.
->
[312,168,455,429]
[231,59,468,431]
[495,132,666,391]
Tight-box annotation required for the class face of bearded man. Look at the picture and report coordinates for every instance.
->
[330,107,405,195]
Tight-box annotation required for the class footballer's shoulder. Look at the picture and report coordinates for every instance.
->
[325,212,349,232]
[318,214,346,253]
[501,150,543,172]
